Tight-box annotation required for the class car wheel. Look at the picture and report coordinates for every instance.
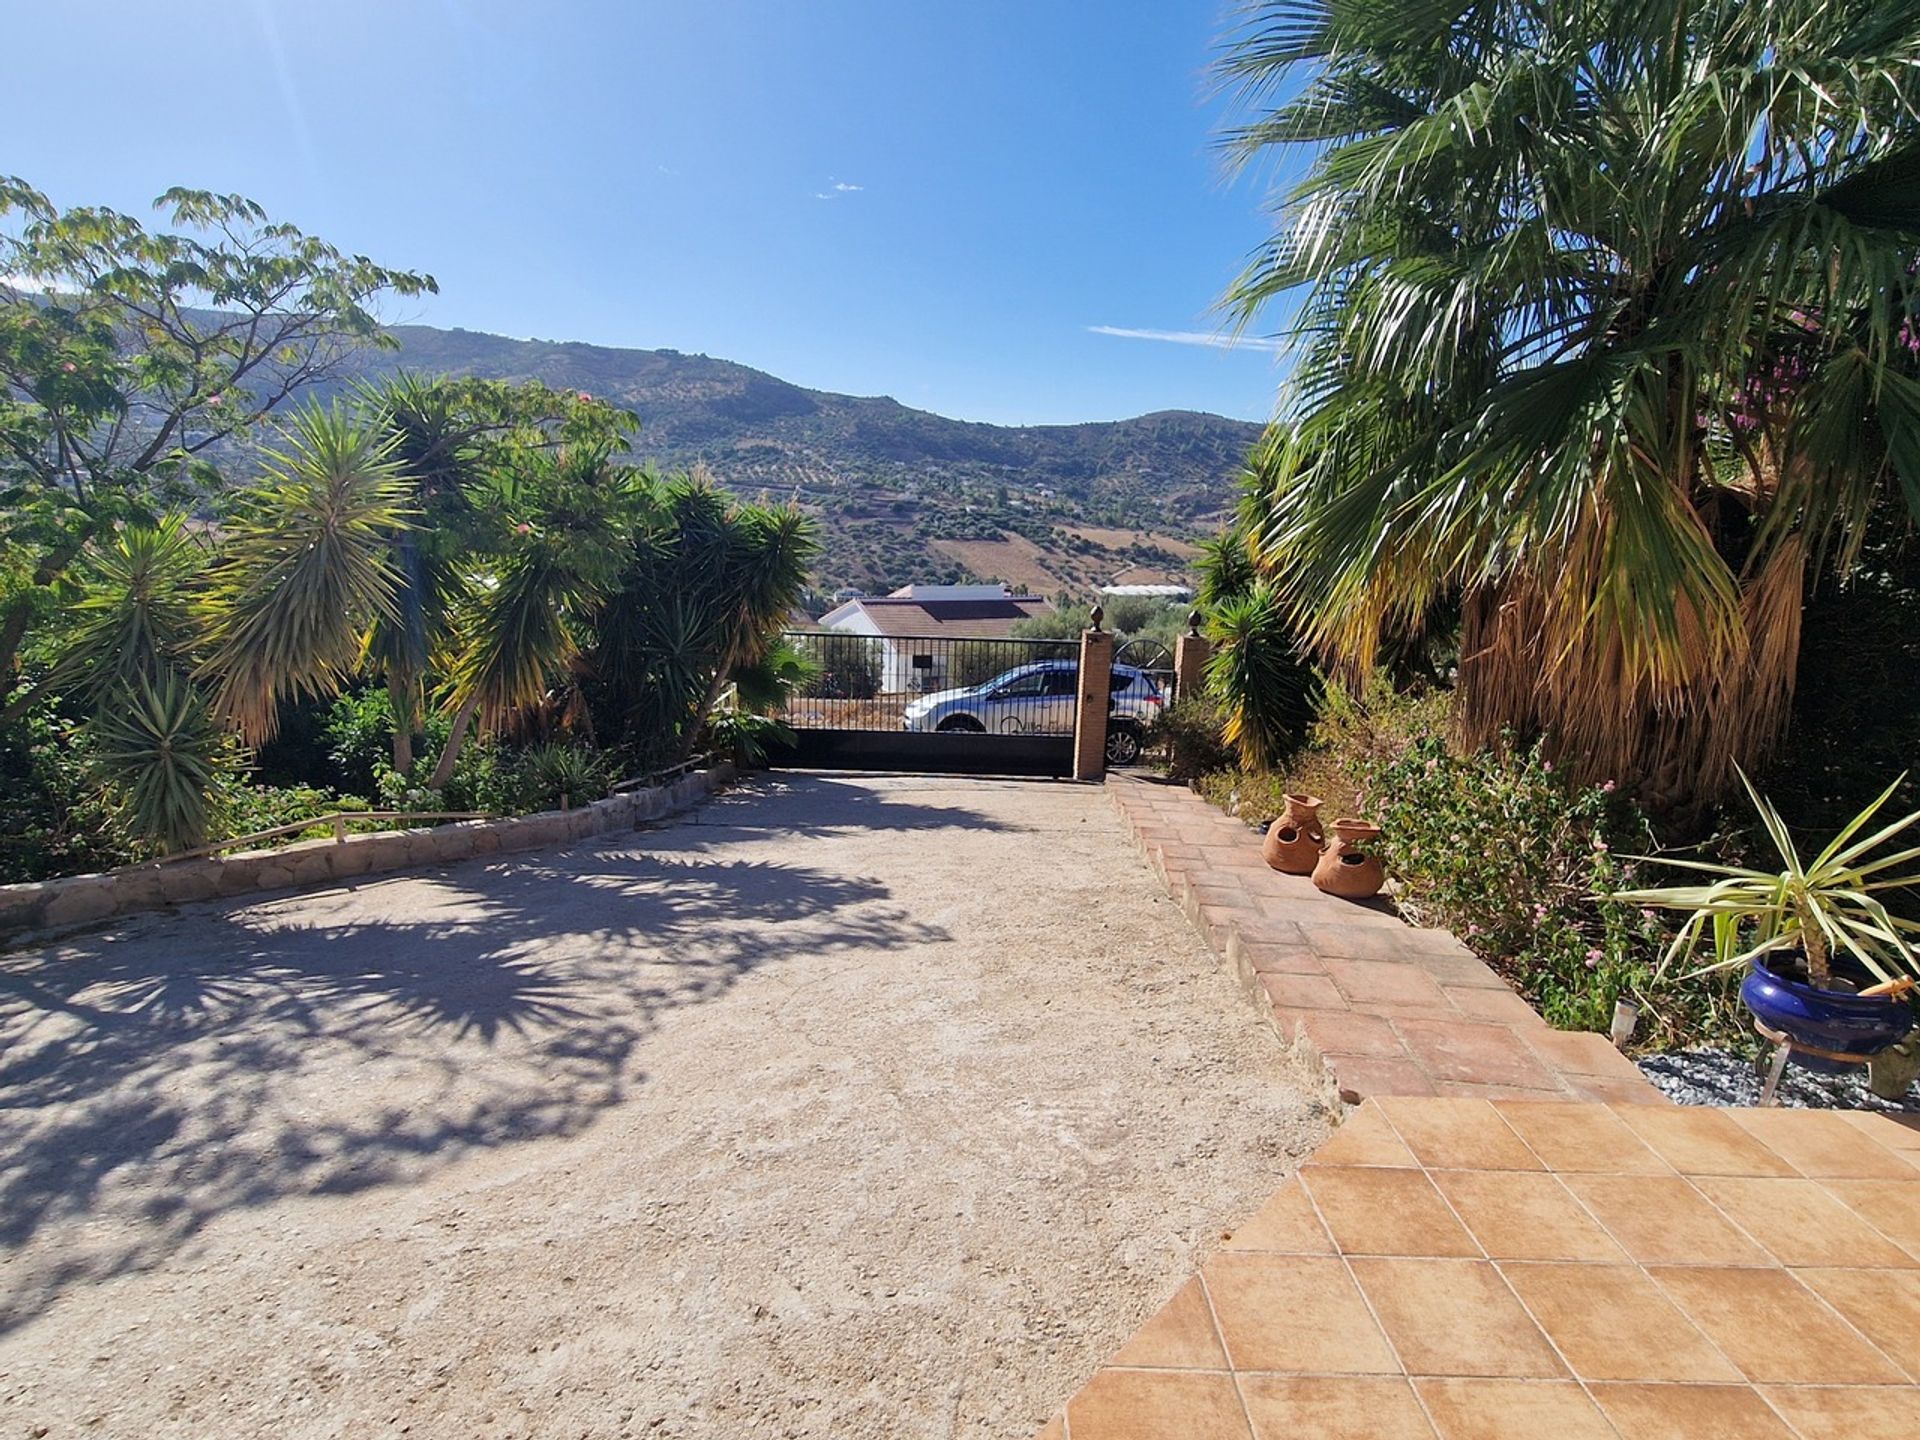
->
[1105,723,1142,765]
[936,715,984,734]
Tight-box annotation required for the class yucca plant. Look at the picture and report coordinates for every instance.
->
[200,402,410,743]
[425,441,643,788]
[26,515,204,707]
[1615,771,1920,989]
[1206,580,1321,771]
[89,673,222,852]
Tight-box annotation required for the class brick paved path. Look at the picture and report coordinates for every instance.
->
[1107,773,1659,1105]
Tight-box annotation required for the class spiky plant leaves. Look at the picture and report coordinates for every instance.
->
[1617,769,1920,986]
[729,637,823,715]
[47,515,204,700]
[88,672,221,852]
[200,403,409,744]
[1206,581,1322,772]
[586,475,818,763]
[515,741,612,810]
[426,442,646,787]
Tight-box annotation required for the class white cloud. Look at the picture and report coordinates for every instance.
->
[814,180,864,200]
[1088,324,1285,354]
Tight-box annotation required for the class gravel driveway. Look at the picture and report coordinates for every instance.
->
[0,774,1326,1439]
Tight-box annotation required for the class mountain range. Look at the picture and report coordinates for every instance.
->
[350,323,1266,596]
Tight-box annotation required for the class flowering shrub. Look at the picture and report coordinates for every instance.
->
[1361,735,1742,1046]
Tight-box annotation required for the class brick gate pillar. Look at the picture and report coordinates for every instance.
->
[1173,609,1209,702]
[1073,609,1115,781]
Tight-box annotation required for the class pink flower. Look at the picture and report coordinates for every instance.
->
[1592,837,1608,851]
[1600,779,1616,793]
[577,391,592,402]
[1584,948,1603,969]
[61,361,76,373]
[1542,760,1553,773]
[515,522,532,534]
[207,392,223,406]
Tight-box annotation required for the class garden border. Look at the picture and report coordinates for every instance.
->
[0,762,736,948]
[1109,772,1666,1105]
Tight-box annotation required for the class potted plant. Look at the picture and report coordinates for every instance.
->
[1615,772,1918,1078]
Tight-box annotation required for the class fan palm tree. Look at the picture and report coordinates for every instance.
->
[1219,0,1920,809]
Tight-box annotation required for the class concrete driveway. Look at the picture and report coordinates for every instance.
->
[0,774,1325,1439]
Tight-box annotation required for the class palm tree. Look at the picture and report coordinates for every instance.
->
[1218,0,1920,809]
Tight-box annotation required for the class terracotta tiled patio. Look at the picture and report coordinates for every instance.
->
[1038,1098,1920,1439]
[1049,776,1920,1437]
[1107,773,1661,1105]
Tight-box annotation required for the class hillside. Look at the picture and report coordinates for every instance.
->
[348,324,1263,595]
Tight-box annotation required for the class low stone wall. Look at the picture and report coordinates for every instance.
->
[0,762,735,948]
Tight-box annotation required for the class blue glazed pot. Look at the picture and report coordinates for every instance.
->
[1740,953,1915,1073]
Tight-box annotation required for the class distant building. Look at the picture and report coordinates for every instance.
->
[1099,583,1192,600]
[816,584,1051,692]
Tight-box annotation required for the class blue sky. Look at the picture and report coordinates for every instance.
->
[11,2,1295,426]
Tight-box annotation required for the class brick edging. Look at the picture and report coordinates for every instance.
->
[0,762,737,948]
[1108,774,1665,1105]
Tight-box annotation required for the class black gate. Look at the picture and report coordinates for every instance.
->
[769,630,1079,776]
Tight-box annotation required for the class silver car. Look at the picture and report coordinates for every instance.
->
[901,661,1163,763]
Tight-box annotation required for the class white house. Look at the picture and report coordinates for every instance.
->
[815,584,1051,692]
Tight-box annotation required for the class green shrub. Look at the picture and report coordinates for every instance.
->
[1361,735,1742,1047]
[0,709,127,881]
[704,709,795,768]
[794,633,881,699]
[322,688,451,795]
[1150,696,1236,783]
[214,780,372,844]
[1188,673,1743,1048]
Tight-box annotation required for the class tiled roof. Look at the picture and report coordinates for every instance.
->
[828,595,1051,639]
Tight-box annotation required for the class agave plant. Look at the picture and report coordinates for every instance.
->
[1615,772,1920,988]
[515,741,612,811]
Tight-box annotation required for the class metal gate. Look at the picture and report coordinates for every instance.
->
[770,631,1080,776]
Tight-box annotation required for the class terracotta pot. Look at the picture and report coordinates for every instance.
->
[1262,793,1325,874]
[1313,818,1386,900]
